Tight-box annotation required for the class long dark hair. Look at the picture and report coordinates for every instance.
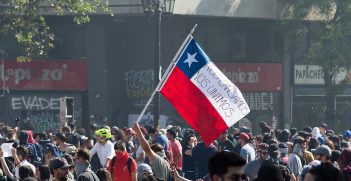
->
[96,168,112,181]
[36,165,51,181]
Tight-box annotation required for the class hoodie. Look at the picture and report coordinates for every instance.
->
[312,127,322,138]
[108,151,136,181]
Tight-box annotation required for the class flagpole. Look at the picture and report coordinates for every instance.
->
[135,24,198,124]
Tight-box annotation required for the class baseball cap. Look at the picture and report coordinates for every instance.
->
[343,130,351,139]
[49,157,71,170]
[137,163,153,176]
[312,145,332,157]
[65,146,77,156]
[239,133,250,141]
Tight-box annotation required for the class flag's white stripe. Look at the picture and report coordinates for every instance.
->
[190,62,250,126]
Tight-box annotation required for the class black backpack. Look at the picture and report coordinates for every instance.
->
[110,156,133,174]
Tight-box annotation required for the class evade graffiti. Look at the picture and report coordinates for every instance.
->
[11,96,60,110]
[10,96,81,132]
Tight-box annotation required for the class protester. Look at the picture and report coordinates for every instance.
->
[304,162,344,181]
[35,165,51,181]
[13,146,36,179]
[288,136,305,178]
[108,140,137,181]
[89,128,114,169]
[312,145,332,164]
[239,132,255,163]
[133,123,171,181]
[207,151,247,181]
[74,148,100,181]
[192,133,217,179]
[244,143,269,179]
[217,131,235,152]
[166,128,182,172]
[337,148,351,180]
[96,168,112,181]
[49,157,74,181]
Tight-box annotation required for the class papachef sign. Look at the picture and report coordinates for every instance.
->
[0,60,88,90]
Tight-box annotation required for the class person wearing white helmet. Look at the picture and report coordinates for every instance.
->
[89,128,115,169]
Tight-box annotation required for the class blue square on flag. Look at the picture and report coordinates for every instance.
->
[176,39,209,79]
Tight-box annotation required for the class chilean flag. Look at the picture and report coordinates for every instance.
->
[160,37,250,145]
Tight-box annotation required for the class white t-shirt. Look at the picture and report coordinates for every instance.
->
[135,145,145,166]
[15,160,36,179]
[89,140,114,167]
[240,144,255,163]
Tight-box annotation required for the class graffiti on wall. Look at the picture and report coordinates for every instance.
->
[243,92,274,111]
[124,69,154,99]
[10,95,81,132]
[11,96,60,110]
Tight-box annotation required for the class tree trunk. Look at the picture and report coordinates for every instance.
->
[324,71,336,130]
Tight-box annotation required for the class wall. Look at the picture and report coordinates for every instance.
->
[4,93,82,132]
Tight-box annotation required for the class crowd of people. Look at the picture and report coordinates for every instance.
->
[0,121,350,181]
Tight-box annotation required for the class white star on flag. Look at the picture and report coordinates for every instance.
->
[184,52,198,68]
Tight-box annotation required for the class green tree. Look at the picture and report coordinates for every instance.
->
[0,0,111,62]
[284,0,351,129]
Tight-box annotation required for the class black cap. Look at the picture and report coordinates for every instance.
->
[268,144,279,153]
[49,157,71,170]
[321,123,327,129]
[293,136,306,145]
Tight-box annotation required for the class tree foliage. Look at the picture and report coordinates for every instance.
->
[0,0,111,62]
[284,0,351,129]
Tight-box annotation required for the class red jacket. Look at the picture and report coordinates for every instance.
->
[108,151,137,181]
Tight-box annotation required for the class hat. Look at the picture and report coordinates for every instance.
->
[343,130,351,139]
[268,144,279,153]
[26,131,35,144]
[239,127,249,133]
[293,136,305,145]
[312,145,332,157]
[239,133,250,141]
[341,141,350,148]
[331,150,341,162]
[45,143,60,157]
[65,146,77,156]
[137,163,153,176]
[49,157,71,169]
[278,143,288,149]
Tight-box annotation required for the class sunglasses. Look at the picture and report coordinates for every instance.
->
[261,151,268,155]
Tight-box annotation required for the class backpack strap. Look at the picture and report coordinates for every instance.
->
[127,156,133,173]
[110,156,116,174]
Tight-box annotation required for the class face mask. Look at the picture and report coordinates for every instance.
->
[116,151,124,157]
[74,161,88,176]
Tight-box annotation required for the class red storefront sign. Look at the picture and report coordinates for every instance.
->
[216,63,282,91]
[0,60,88,90]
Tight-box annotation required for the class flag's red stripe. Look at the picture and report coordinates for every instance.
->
[160,67,228,144]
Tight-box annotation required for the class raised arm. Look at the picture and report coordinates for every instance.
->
[0,149,14,177]
[132,123,157,162]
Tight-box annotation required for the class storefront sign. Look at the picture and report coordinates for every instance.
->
[294,65,347,85]
[216,63,282,91]
[0,60,87,90]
